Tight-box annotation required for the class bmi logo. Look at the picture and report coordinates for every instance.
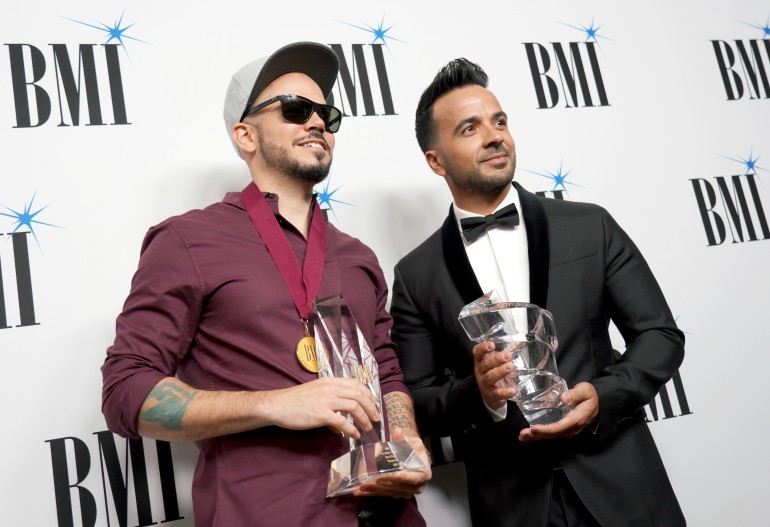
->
[327,15,401,118]
[690,149,769,246]
[5,11,146,128]
[0,192,60,330]
[46,432,185,527]
[523,17,611,109]
[711,16,770,101]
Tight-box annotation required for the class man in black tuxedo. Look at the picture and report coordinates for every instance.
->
[390,58,686,526]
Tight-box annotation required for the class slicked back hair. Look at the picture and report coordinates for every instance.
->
[415,58,489,153]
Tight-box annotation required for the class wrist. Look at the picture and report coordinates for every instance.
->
[247,389,277,427]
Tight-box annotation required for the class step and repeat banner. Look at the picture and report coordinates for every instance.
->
[1,1,768,525]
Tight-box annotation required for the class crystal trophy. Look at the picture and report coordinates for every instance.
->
[458,291,571,426]
[312,294,427,497]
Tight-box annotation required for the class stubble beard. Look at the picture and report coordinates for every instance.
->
[257,127,332,185]
[447,154,516,195]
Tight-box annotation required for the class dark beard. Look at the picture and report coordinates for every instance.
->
[447,163,515,194]
[444,145,516,194]
[257,128,332,185]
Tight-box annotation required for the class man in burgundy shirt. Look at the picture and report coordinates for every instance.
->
[101,42,429,527]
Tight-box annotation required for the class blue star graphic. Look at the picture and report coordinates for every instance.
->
[741,15,770,38]
[0,192,62,248]
[62,10,148,57]
[339,14,405,49]
[720,148,767,175]
[520,160,584,195]
[315,177,353,223]
[560,16,611,44]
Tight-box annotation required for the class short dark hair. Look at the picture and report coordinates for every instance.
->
[414,58,489,153]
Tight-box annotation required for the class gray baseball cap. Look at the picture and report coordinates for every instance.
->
[223,41,340,157]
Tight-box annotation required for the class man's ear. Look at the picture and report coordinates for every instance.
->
[232,122,258,154]
[425,149,447,177]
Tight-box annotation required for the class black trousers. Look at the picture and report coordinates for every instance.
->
[358,496,405,527]
[548,469,602,527]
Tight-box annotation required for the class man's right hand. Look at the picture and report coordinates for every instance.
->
[263,377,381,439]
[472,341,516,411]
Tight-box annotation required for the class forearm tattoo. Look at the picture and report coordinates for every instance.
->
[383,392,417,432]
[142,381,199,431]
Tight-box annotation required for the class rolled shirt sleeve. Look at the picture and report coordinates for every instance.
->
[101,222,203,438]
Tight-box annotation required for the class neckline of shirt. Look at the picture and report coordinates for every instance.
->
[452,184,523,244]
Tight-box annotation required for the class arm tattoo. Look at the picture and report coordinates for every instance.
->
[142,381,199,431]
[383,392,417,432]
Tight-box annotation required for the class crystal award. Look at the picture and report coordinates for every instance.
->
[458,291,571,425]
[313,294,426,497]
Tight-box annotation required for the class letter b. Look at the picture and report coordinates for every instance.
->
[46,437,97,527]
[7,44,52,127]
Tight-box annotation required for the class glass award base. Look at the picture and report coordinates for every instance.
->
[521,405,571,426]
[513,369,571,426]
[326,439,427,497]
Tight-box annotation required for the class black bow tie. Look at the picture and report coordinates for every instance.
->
[460,202,520,242]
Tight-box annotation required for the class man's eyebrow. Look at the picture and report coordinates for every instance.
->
[453,115,480,134]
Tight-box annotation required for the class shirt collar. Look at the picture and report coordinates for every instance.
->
[453,183,522,236]
[225,185,319,222]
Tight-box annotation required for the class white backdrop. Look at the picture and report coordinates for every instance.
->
[1,1,769,525]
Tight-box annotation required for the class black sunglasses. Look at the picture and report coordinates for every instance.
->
[241,94,342,133]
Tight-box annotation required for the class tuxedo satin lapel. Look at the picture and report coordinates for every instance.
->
[441,205,484,305]
[514,182,550,309]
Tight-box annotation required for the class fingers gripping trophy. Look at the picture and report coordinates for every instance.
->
[459,291,571,426]
[312,294,426,497]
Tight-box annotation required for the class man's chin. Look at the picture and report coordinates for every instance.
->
[287,162,331,185]
[479,172,514,191]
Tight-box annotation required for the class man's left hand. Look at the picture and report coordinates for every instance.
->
[353,427,432,499]
[518,382,599,442]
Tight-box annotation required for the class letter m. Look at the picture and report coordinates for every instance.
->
[328,43,395,117]
[734,39,770,100]
[552,42,609,107]
[94,431,183,527]
[51,43,129,126]
[50,44,106,126]
[716,174,770,243]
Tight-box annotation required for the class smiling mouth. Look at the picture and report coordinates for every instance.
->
[295,136,328,151]
[300,142,325,150]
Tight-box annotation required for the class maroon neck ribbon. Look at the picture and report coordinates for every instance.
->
[240,182,326,320]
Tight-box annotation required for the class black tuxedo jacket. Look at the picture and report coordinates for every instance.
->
[391,183,686,527]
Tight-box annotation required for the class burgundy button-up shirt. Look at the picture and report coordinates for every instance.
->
[102,186,423,526]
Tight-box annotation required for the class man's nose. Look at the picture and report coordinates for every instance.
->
[483,128,504,149]
[304,110,327,133]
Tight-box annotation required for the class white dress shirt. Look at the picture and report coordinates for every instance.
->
[453,185,529,420]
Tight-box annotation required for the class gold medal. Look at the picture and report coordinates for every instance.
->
[296,336,318,373]
[296,318,318,373]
